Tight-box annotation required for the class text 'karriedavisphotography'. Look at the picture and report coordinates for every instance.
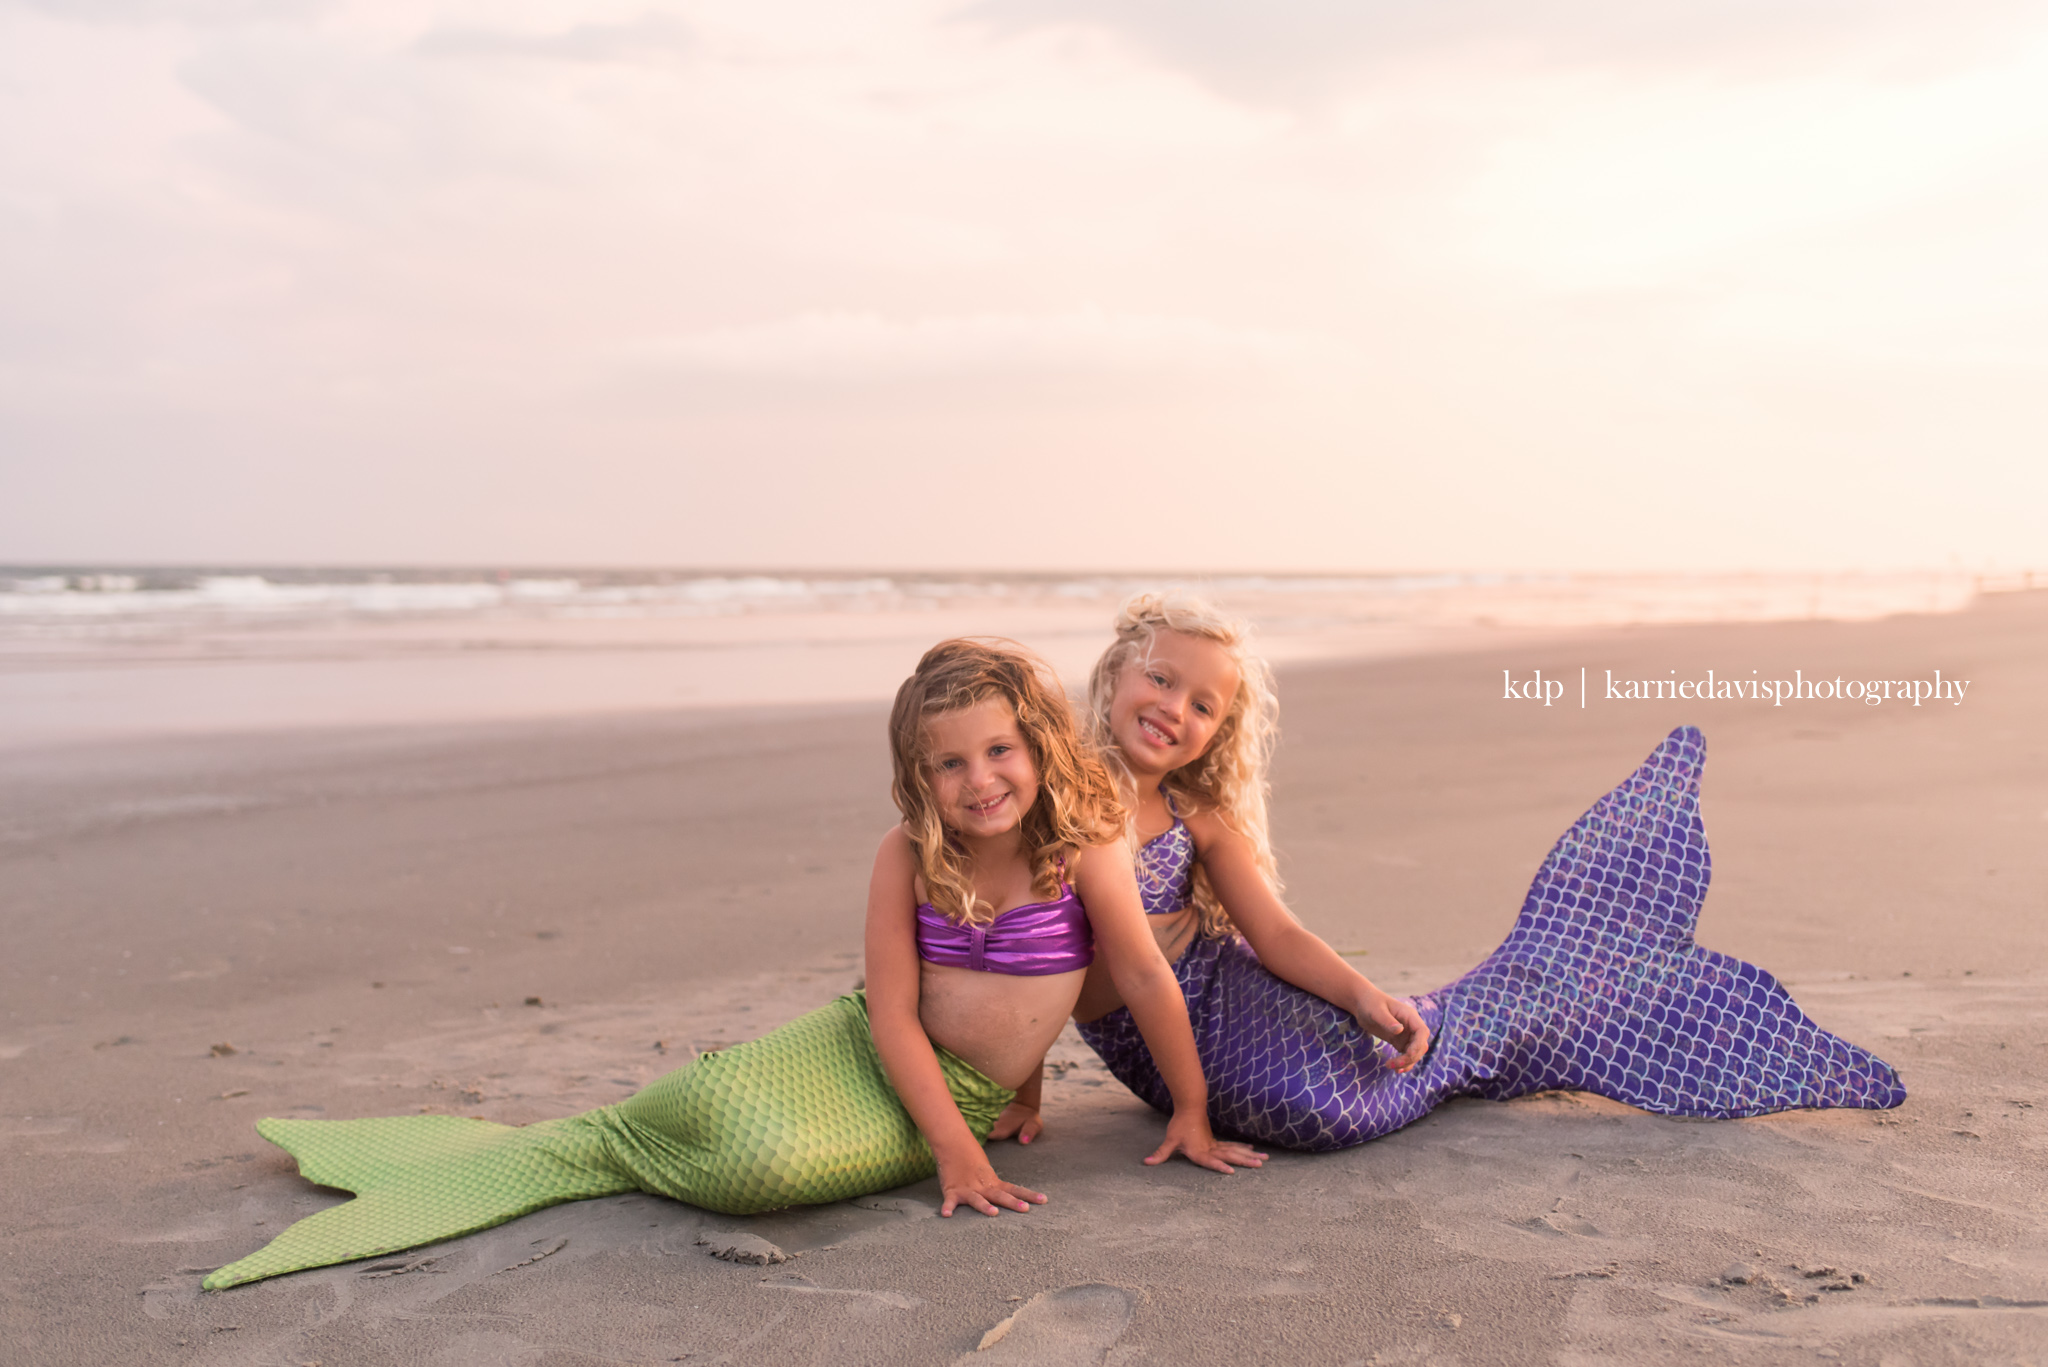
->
[1501,669,1972,708]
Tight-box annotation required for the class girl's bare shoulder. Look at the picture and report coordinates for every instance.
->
[873,825,922,896]
[1067,834,1134,878]
[1178,801,1243,850]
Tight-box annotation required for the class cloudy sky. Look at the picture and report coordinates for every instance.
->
[3,0,2045,571]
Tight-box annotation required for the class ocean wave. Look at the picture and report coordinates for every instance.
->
[0,567,2005,636]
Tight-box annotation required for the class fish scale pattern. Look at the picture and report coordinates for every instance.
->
[204,992,1011,1290]
[1137,814,1197,916]
[1078,726,1906,1151]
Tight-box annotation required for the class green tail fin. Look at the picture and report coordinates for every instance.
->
[203,994,1012,1290]
[202,1115,633,1289]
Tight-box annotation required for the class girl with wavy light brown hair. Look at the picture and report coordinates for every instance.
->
[887,638,1125,928]
[866,637,1262,1213]
[195,636,1262,1292]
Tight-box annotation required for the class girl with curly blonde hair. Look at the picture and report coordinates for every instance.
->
[993,593,1428,1148]
[1007,594,1903,1155]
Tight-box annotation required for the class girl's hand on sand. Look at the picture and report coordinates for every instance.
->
[988,1101,1043,1145]
[936,1153,1047,1217]
[1145,1111,1267,1174]
[1357,990,1430,1072]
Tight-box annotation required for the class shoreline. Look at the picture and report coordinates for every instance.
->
[0,572,2014,753]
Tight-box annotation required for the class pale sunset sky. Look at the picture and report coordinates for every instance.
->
[2,0,2045,572]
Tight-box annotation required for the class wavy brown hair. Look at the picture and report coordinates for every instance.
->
[1087,592,1282,940]
[890,639,1125,926]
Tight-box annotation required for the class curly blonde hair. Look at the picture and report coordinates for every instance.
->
[890,638,1126,926]
[1087,592,1282,940]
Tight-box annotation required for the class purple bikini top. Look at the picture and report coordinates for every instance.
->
[1136,792,1197,917]
[916,883,1094,976]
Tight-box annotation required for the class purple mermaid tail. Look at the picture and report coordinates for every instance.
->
[1076,726,1906,1151]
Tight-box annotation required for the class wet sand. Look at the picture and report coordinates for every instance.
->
[3,593,2044,1365]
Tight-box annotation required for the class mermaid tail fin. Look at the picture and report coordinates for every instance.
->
[202,1115,634,1289]
[204,994,1015,1290]
[1438,725,1906,1116]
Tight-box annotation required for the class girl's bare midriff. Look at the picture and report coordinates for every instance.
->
[1071,906,1196,1025]
[918,962,1088,1089]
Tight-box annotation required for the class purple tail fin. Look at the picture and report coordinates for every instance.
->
[1438,725,1906,1115]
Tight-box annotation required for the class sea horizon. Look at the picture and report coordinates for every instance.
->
[5,563,2032,631]
[1,564,2030,752]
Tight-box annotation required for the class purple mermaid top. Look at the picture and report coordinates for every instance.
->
[1136,794,1197,917]
[915,885,1093,975]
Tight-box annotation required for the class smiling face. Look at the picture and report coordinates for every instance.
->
[923,696,1042,842]
[1107,629,1241,781]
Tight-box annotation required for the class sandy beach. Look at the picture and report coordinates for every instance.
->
[3,591,2044,1366]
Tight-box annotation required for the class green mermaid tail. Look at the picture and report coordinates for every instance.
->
[204,993,1011,1290]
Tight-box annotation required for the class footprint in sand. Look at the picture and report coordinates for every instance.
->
[1513,1212,1603,1238]
[139,1279,198,1320]
[698,1233,789,1266]
[964,1284,1132,1366]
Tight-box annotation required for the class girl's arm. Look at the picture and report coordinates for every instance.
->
[1188,811,1431,1072]
[1072,841,1266,1174]
[863,828,1048,1217]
